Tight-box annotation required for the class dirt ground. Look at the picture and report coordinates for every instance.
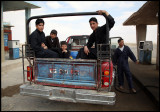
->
[1,84,22,98]
[1,43,158,111]
[1,75,158,111]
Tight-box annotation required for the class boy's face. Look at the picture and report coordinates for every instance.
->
[89,21,98,31]
[36,23,44,32]
[50,33,57,39]
[61,44,67,51]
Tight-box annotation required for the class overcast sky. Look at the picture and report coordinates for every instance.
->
[3,1,158,44]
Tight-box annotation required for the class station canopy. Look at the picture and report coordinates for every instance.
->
[123,1,159,26]
[3,1,40,12]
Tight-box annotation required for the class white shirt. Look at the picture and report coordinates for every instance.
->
[119,45,124,51]
[51,38,54,43]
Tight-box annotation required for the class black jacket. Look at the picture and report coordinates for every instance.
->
[29,29,46,53]
[60,48,70,58]
[86,14,115,49]
[45,36,60,49]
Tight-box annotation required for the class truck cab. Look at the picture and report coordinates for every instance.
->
[66,35,90,51]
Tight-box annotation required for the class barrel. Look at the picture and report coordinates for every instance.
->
[70,51,78,59]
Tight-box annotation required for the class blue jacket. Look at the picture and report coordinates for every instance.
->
[113,45,137,68]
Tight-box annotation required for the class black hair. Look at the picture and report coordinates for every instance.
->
[118,38,123,43]
[50,29,57,35]
[35,18,44,25]
[89,17,98,23]
[61,41,67,46]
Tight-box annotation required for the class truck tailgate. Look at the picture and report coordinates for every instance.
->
[34,58,97,89]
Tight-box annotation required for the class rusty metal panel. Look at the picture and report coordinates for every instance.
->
[34,58,97,89]
[20,83,116,105]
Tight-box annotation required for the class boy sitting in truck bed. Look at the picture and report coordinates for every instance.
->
[59,41,70,58]
[45,29,61,56]
[29,19,59,58]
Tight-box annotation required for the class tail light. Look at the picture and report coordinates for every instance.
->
[104,70,109,76]
[27,66,33,81]
[101,61,113,87]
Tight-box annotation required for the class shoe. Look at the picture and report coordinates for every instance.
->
[130,88,137,94]
[119,86,124,90]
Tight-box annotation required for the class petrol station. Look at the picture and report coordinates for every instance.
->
[1,1,40,62]
[1,1,159,110]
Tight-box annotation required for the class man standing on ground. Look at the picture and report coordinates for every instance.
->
[29,19,59,58]
[113,38,138,93]
[76,10,115,59]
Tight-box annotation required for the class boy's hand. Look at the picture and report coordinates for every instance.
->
[84,46,90,55]
[62,50,67,53]
[41,43,48,49]
[97,10,109,16]
[135,61,139,64]
[43,46,48,49]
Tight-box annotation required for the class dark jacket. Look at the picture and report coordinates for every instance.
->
[45,36,60,49]
[86,14,115,49]
[60,48,70,58]
[113,45,137,67]
[29,29,46,53]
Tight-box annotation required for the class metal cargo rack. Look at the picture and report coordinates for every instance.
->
[97,43,112,92]
[22,43,35,84]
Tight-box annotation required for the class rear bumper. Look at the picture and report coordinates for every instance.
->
[20,83,116,105]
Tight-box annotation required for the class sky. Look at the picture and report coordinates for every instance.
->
[3,1,158,44]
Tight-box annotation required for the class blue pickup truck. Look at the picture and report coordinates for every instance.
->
[20,12,120,105]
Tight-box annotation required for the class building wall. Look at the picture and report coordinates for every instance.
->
[4,30,12,40]
[4,28,12,51]
[156,23,159,70]
[1,2,5,62]
[136,24,147,59]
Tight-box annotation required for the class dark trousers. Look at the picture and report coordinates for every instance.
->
[50,48,62,58]
[35,49,59,58]
[117,65,133,89]
[76,48,97,59]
